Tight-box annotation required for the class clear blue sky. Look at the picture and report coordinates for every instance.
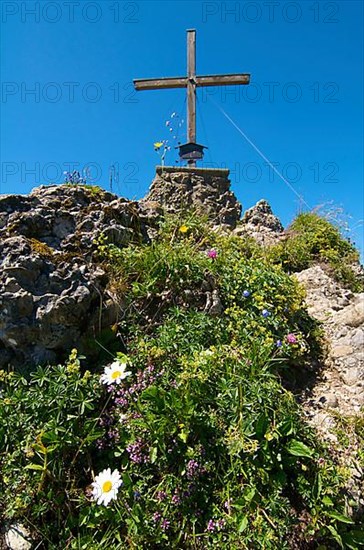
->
[1,1,363,255]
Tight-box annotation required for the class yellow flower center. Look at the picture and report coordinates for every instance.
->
[179,225,188,233]
[102,480,113,493]
[111,370,121,380]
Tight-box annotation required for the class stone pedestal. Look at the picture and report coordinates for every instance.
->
[141,166,242,229]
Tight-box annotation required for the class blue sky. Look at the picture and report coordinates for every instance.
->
[1,0,363,255]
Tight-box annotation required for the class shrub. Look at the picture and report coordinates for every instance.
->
[0,351,103,543]
[268,213,362,291]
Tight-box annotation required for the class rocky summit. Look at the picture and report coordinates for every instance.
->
[0,173,244,370]
[0,175,287,370]
[0,177,362,379]
[234,199,284,245]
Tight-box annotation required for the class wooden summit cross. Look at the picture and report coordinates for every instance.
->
[134,29,250,166]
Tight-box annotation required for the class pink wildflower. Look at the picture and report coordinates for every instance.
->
[286,333,297,344]
[207,248,218,259]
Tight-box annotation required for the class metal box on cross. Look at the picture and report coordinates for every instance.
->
[177,142,207,163]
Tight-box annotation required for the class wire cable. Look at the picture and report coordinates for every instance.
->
[207,95,311,210]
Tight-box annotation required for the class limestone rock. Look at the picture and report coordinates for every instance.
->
[4,524,32,550]
[141,166,241,229]
[295,266,351,321]
[234,199,284,245]
[296,265,364,507]
[331,345,354,358]
[0,184,149,370]
[334,298,364,328]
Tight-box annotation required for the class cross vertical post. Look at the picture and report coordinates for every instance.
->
[187,29,196,144]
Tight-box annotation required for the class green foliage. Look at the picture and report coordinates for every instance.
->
[268,212,362,291]
[0,350,103,542]
[1,214,363,548]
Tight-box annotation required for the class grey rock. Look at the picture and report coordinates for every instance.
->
[0,184,149,370]
[241,199,284,232]
[4,523,32,550]
[141,166,241,229]
[323,393,339,408]
[350,328,364,348]
[331,344,354,358]
[235,199,284,246]
[341,368,362,386]
[335,299,364,328]
[208,289,224,317]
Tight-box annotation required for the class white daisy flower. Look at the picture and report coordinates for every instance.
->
[91,468,122,506]
[100,361,131,385]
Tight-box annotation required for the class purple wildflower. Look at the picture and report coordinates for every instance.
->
[126,439,149,464]
[207,520,216,532]
[207,518,225,532]
[262,309,271,318]
[286,333,297,344]
[207,248,218,259]
[171,492,181,505]
[161,518,170,531]
[156,490,167,501]
[224,499,231,512]
[275,339,282,348]
[186,459,199,479]
[243,290,251,298]
[153,512,162,522]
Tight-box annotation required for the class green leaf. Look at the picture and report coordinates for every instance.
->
[24,464,44,471]
[150,446,158,464]
[342,530,364,548]
[244,487,256,503]
[286,439,314,458]
[178,430,189,443]
[327,511,354,524]
[313,472,322,500]
[255,414,269,439]
[322,496,334,506]
[238,516,248,533]
[327,524,343,548]
[278,418,294,436]
[141,386,164,405]
[122,473,133,488]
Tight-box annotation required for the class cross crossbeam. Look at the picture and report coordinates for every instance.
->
[134,74,250,91]
[133,29,251,163]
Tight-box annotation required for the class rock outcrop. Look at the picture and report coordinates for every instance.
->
[295,265,364,417]
[0,184,149,370]
[295,266,364,511]
[234,199,284,245]
[0,170,244,370]
[141,166,242,229]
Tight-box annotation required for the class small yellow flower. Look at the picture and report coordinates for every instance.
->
[154,142,164,150]
[179,225,189,234]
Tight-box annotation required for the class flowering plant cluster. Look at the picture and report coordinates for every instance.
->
[63,169,87,184]
[0,214,360,549]
[154,111,184,166]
